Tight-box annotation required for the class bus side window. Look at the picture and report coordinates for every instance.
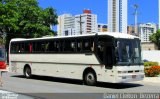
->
[16,43,20,53]
[29,43,32,53]
[41,43,45,52]
[47,41,54,52]
[35,42,41,52]
[40,42,50,52]
[19,48,24,53]
[77,40,82,52]
[11,43,18,53]
[56,41,62,52]
[63,40,72,52]
[44,42,49,52]
[71,41,76,52]
[32,42,36,53]
[82,39,93,52]
[54,41,58,52]
[23,43,29,53]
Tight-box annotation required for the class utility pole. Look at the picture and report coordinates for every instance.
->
[133,4,139,36]
[76,15,85,35]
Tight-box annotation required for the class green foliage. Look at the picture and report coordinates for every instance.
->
[0,0,19,33]
[150,29,160,49]
[144,62,159,67]
[15,0,58,38]
[0,0,58,37]
[0,0,58,52]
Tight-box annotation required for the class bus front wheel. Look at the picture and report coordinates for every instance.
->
[24,66,32,78]
[84,71,97,86]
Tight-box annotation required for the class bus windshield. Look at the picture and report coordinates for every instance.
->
[0,48,5,61]
[116,39,142,65]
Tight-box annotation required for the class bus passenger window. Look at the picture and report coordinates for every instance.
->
[71,42,76,52]
[44,42,49,52]
[77,42,82,52]
[19,48,24,53]
[29,44,32,53]
[56,41,62,52]
[53,42,58,52]
[47,41,54,52]
[11,43,19,53]
[23,43,30,53]
[63,40,70,52]
[83,39,92,52]
[41,43,45,52]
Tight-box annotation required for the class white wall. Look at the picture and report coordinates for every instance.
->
[142,50,160,63]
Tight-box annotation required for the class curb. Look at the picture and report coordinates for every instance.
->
[143,77,160,83]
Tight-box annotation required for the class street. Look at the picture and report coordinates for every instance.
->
[0,72,160,99]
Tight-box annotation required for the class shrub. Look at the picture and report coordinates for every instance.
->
[145,66,160,77]
[144,62,159,67]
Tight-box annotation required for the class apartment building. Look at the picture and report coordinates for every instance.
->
[139,23,157,42]
[57,14,75,36]
[74,10,98,35]
[108,0,127,33]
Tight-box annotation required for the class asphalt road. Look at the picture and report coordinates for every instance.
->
[0,72,160,99]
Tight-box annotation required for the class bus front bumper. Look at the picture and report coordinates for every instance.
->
[114,73,145,83]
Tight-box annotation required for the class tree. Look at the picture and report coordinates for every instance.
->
[0,0,20,55]
[0,0,58,39]
[0,0,58,62]
[150,29,160,50]
[0,0,19,34]
[16,0,58,38]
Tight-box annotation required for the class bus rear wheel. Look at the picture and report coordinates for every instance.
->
[24,66,32,78]
[84,71,97,86]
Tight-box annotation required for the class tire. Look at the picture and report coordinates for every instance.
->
[84,71,97,86]
[24,66,32,78]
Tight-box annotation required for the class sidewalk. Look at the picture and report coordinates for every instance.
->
[143,77,160,83]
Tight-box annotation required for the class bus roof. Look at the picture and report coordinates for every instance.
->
[10,32,139,42]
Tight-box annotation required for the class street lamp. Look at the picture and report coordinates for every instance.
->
[133,4,139,36]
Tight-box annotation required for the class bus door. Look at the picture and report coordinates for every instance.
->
[103,42,115,69]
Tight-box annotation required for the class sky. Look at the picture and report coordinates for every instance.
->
[38,0,159,26]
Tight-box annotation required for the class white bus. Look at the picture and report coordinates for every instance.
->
[9,32,144,86]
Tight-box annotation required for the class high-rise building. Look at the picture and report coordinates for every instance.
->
[57,14,75,36]
[139,23,157,42]
[108,0,127,33]
[74,10,98,35]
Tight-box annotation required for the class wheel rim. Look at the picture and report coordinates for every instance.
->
[25,68,31,77]
[86,73,95,84]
